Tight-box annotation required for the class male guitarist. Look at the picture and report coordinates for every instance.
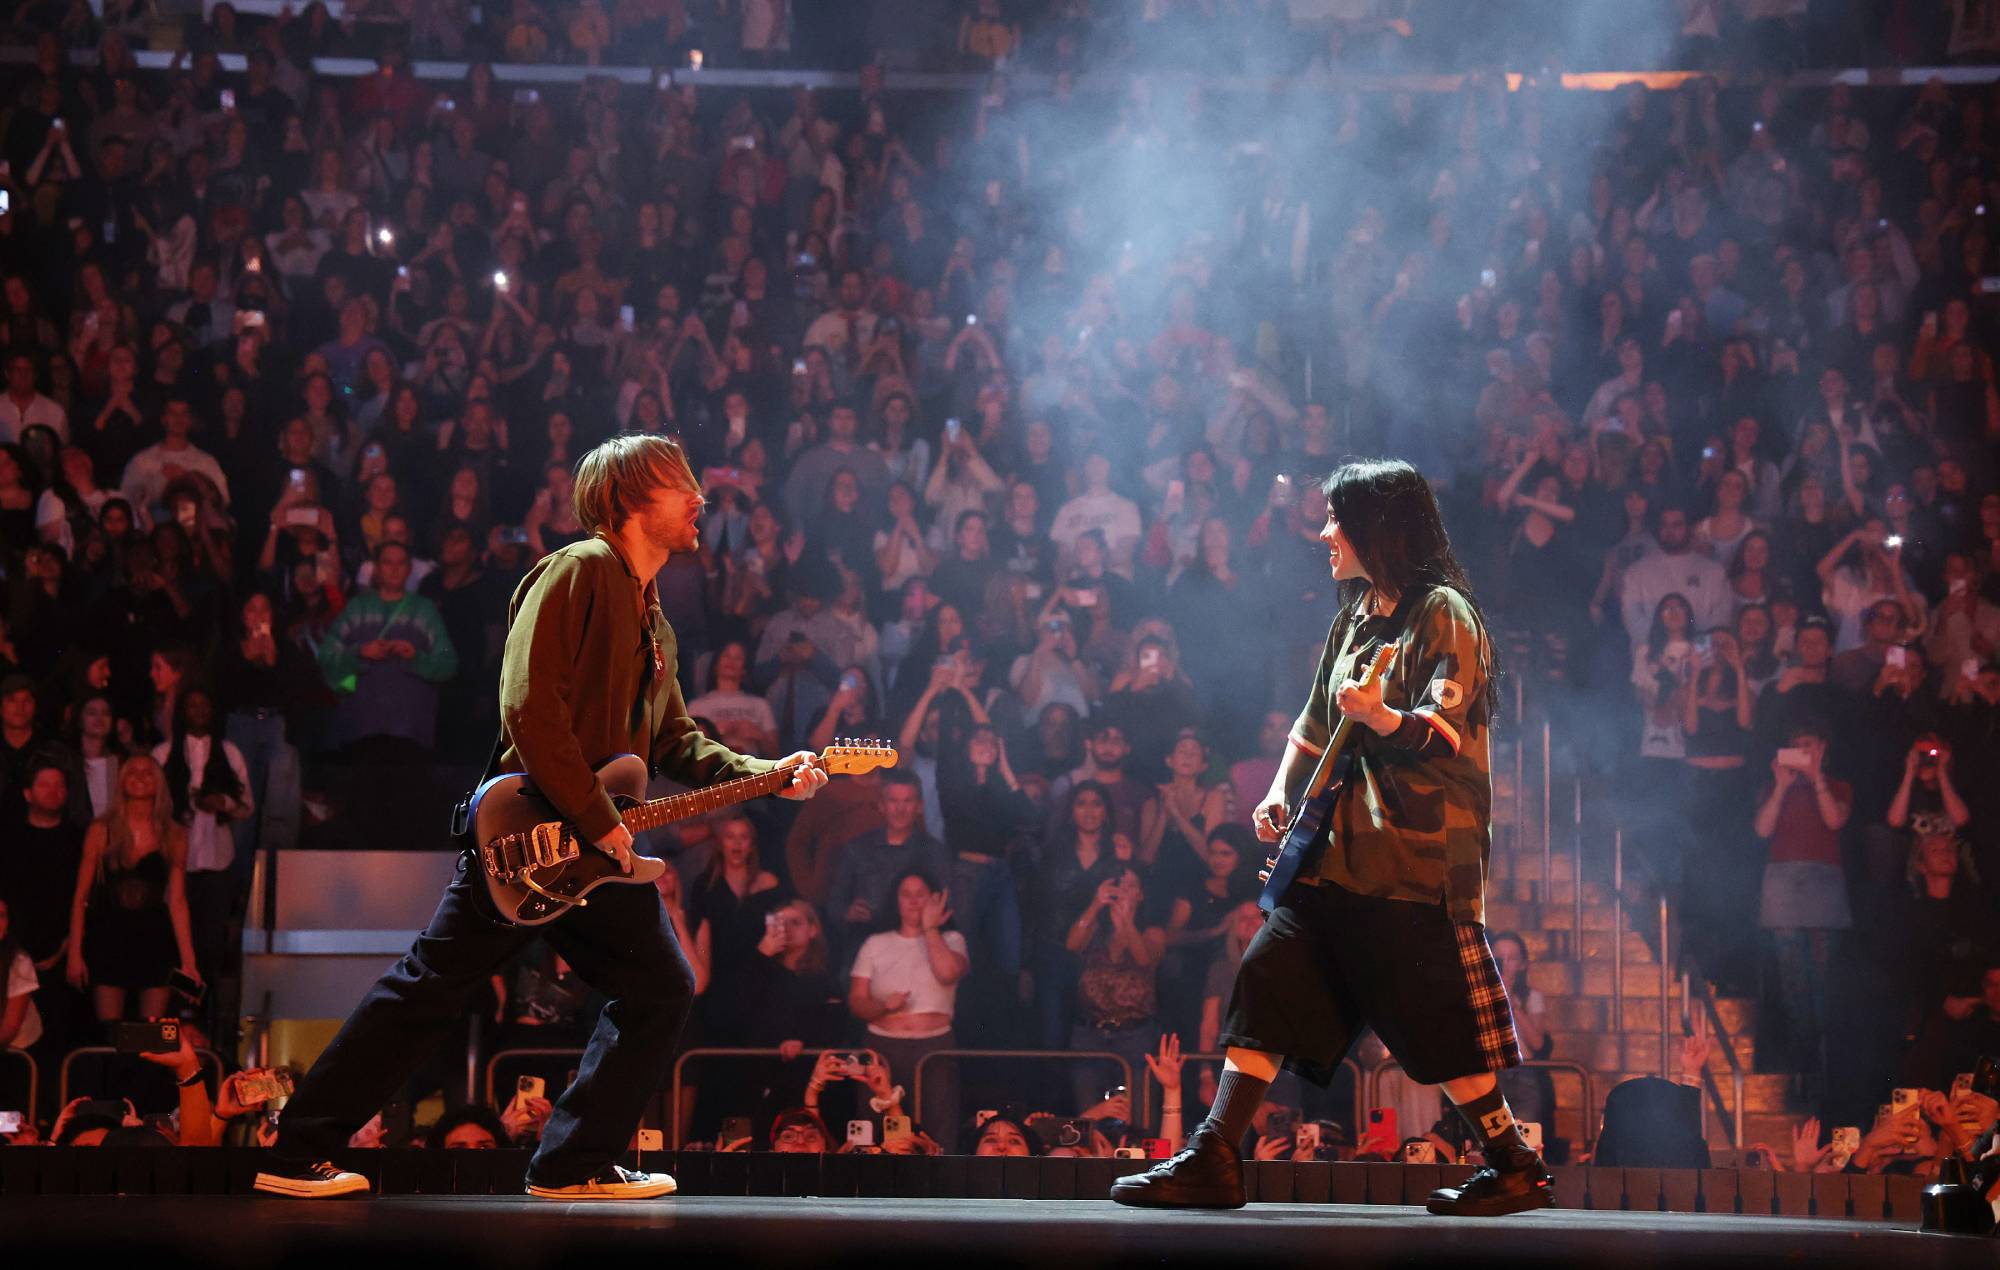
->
[256,435,827,1200]
[1111,458,1552,1217]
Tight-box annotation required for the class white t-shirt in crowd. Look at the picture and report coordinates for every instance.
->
[850,928,969,1039]
[6,948,42,1050]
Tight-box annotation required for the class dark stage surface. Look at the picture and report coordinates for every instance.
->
[6,1194,1996,1270]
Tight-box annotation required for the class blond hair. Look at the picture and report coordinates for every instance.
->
[97,753,183,879]
[572,434,700,535]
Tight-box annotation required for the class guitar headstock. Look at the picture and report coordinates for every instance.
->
[1360,642,1397,683]
[819,740,899,775]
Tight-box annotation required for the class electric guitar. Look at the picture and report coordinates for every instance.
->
[472,742,898,926]
[1256,644,1397,913]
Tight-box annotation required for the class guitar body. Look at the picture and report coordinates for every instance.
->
[469,742,898,928]
[472,754,664,927]
[1256,641,1397,914]
[1255,752,1355,914]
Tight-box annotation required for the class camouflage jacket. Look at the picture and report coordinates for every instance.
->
[1289,585,1495,925]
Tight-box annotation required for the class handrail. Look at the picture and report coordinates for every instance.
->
[1136,1052,1363,1136]
[669,1047,835,1148]
[1365,1056,1598,1151]
[58,1046,224,1106]
[482,1047,587,1109]
[2,1047,38,1118]
[913,1049,1132,1132]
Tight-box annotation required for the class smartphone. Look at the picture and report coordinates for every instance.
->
[1366,1106,1399,1148]
[1295,1121,1321,1151]
[396,265,409,279]
[285,507,322,528]
[440,97,456,112]
[493,270,510,291]
[848,1051,875,1068]
[1112,1146,1145,1159]
[882,1113,913,1147]
[619,304,635,332]
[78,1098,128,1123]
[288,467,309,495]
[0,1111,21,1134]
[0,190,10,217]
[635,1128,664,1151]
[235,1068,295,1106]
[965,314,978,327]
[1775,746,1812,771]
[381,1100,412,1146]
[1057,1117,1092,1149]
[220,88,236,111]
[1519,1121,1544,1154]
[845,1119,874,1148]
[1885,645,1907,669]
[689,49,704,71]
[1401,1139,1438,1164]
[944,417,962,443]
[1883,534,1905,550]
[1143,1137,1171,1158]
[1479,268,1497,289]
[720,1115,755,1147]
[1264,1107,1298,1141]
[516,1075,546,1102]
[512,88,540,106]
[1890,1088,1921,1145]
[499,526,532,546]
[840,670,862,694]
[1071,588,1097,608]
[1951,1072,1974,1099]
[792,358,808,375]
[656,71,673,90]
[113,1019,180,1055]
[168,967,205,1006]
[1831,1126,1860,1157]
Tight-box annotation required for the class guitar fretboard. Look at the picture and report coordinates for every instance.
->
[618,759,804,835]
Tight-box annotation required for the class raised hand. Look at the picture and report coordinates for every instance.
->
[1143,1033,1184,1089]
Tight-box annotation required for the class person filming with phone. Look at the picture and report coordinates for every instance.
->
[1754,721,1853,1073]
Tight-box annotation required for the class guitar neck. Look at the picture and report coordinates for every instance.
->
[618,760,802,835]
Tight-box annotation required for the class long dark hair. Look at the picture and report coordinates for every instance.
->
[1321,458,1492,679]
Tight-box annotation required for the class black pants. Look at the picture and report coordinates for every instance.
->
[275,855,695,1187]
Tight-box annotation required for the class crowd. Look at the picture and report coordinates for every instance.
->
[0,1,1996,1170]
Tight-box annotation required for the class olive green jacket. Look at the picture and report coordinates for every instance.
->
[499,536,776,842]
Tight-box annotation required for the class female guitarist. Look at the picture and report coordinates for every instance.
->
[256,435,828,1200]
[1111,458,1552,1217]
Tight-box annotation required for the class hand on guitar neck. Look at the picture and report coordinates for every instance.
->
[592,749,829,873]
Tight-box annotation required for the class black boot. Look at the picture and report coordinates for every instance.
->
[1109,1128,1246,1209]
[1424,1148,1554,1217]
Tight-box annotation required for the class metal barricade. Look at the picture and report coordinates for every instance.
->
[1365,1057,1598,1152]
[1136,1052,1364,1135]
[913,1048,1133,1130]
[58,1046,224,1105]
[2,1047,38,1116]
[670,1047,834,1148]
[482,1047,587,1108]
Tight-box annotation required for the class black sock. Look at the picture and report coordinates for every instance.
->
[1199,1067,1271,1153]
[1452,1085,1537,1167]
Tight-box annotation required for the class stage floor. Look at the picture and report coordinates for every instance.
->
[4,1194,1991,1269]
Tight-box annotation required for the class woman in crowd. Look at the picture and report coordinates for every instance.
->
[65,693,126,819]
[848,868,969,1151]
[688,641,781,757]
[1063,863,1165,1117]
[937,721,1035,1042]
[66,754,197,1025]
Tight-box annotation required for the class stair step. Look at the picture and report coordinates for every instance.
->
[1514,929,1654,964]
[1548,1030,1755,1074]
[1491,879,1617,906]
[1529,962,1679,997]
[1485,902,1626,935]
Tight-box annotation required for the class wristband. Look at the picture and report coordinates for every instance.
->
[869,1085,905,1115]
[178,1069,205,1088]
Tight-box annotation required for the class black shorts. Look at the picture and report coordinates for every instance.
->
[1217,882,1521,1087]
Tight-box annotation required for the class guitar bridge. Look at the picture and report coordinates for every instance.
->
[528,821,582,868]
